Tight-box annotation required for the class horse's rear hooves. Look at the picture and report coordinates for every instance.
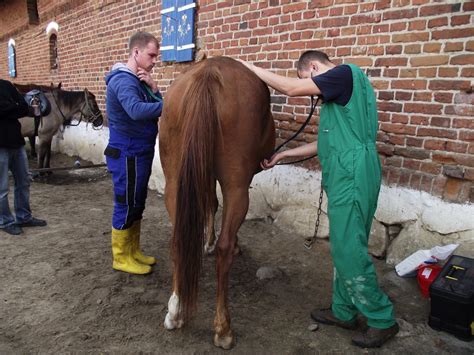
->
[213,332,234,350]
[164,313,184,330]
[214,332,234,350]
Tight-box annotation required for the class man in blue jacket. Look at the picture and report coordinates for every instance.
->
[104,31,163,275]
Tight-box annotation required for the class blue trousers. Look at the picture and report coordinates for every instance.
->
[105,133,155,230]
[0,147,32,228]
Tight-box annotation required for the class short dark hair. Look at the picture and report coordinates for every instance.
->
[297,50,331,71]
[128,31,159,54]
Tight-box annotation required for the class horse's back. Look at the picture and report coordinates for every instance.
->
[161,56,275,181]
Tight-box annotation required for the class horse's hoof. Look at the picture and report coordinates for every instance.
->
[213,332,234,350]
[205,242,216,255]
[164,312,183,330]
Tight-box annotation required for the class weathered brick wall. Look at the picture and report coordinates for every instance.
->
[0,0,473,203]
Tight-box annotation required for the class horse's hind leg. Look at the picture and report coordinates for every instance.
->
[44,141,52,173]
[28,136,37,158]
[205,183,218,255]
[163,179,184,330]
[213,185,249,350]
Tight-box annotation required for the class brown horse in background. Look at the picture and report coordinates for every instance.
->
[160,56,275,349]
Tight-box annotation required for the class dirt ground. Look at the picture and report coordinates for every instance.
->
[0,152,472,354]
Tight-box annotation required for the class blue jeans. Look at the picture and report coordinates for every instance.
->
[0,147,32,228]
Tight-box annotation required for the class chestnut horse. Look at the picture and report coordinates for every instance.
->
[160,56,275,349]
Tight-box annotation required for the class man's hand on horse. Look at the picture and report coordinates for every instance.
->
[261,152,283,170]
[137,68,158,92]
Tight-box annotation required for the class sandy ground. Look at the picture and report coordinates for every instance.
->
[0,152,472,354]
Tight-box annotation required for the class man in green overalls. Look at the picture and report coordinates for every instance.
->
[239,51,398,348]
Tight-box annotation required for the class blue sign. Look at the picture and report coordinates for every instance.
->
[161,0,195,63]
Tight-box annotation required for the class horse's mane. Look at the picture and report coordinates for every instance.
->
[14,83,59,94]
[14,83,85,109]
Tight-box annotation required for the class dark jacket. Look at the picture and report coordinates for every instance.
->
[0,79,29,149]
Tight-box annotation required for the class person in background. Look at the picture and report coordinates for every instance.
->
[104,31,163,275]
[0,79,47,236]
[239,51,398,348]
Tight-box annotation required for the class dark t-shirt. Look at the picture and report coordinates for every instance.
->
[312,64,353,106]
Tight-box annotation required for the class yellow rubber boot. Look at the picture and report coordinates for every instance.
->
[131,220,157,266]
[111,227,151,274]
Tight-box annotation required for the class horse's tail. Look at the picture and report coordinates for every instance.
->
[174,62,223,321]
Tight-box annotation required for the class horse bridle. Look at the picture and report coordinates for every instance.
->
[79,91,103,129]
[51,88,102,129]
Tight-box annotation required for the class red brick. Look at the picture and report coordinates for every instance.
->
[443,178,464,202]
[431,116,451,128]
[451,15,470,26]
[432,28,474,40]
[403,159,421,171]
[418,68,438,78]
[380,123,416,135]
[465,168,474,182]
[427,17,448,28]
[417,128,457,139]
[444,105,474,117]
[444,42,464,52]
[423,43,442,53]
[424,139,447,151]
[383,9,417,20]
[390,22,407,32]
[395,92,413,101]
[446,141,468,154]
[392,114,409,123]
[404,44,421,54]
[405,103,442,115]
[386,45,402,55]
[409,19,427,31]
[451,55,474,65]
[420,4,461,16]
[461,68,474,77]
[410,115,429,126]
[378,102,403,113]
[391,80,426,90]
[395,147,430,160]
[438,67,459,77]
[410,55,449,66]
[453,118,474,129]
[322,17,349,28]
[392,32,429,43]
[406,137,424,148]
[375,57,408,67]
[429,80,471,91]
[459,131,474,142]
[413,92,432,102]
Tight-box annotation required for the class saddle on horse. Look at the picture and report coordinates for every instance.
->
[24,89,51,136]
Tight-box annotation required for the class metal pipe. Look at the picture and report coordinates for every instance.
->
[30,163,107,173]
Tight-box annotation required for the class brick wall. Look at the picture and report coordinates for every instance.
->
[0,0,473,203]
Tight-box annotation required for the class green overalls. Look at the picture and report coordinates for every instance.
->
[318,64,395,329]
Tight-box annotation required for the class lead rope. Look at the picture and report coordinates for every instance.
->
[304,181,324,250]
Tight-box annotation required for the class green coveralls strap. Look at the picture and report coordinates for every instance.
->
[317,64,395,329]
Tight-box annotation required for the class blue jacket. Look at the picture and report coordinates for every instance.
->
[105,63,162,140]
